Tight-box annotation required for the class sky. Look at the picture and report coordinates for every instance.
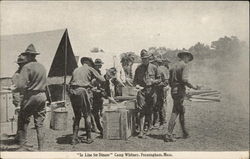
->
[1,1,249,56]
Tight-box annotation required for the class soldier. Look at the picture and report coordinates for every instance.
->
[69,57,105,145]
[133,49,160,138]
[152,56,170,128]
[94,58,104,74]
[15,44,47,151]
[164,51,199,142]
[91,67,118,137]
[91,58,105,135]
[12,55,31,144]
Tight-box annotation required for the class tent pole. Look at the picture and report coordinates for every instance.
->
[64,29,68,103]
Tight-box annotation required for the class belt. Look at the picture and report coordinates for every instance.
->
[70,85,91,89]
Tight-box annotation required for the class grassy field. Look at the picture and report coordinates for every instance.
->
[0,56,249,152]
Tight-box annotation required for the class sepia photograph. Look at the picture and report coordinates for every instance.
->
[0,1,249,159]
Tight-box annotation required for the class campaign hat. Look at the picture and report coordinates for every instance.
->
[140,49,151,59]
[21,44,40,55]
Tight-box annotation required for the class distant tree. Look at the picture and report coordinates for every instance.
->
[211,36,244,58]
[188,42,212,59]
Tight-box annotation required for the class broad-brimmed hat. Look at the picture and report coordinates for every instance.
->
[81,57,95,67]
[140,49,151,59]
[21,44,40,55]
[177,51,193,61]
[109,67,117,75]
[94,58,104,65]
[106,67,117,78]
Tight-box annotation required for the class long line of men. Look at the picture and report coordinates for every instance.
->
[8,43,199,151]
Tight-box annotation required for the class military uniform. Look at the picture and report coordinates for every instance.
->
[134,63,159,116]
[154,65,169,126]
[16,59,47,150]
[169,60,189,114]
[134,51,160,137]
[69,60,105,144]
[11,56,29,143]
[165,52,197,142]
[92,73,114,135]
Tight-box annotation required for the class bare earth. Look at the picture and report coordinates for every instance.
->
[1,61,249,151]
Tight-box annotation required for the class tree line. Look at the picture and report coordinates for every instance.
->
[120,36,248,77]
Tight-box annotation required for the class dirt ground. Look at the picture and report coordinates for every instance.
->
[0,59,249,151]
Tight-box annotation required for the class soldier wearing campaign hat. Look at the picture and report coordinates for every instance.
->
[133,49,161,138]
[91,58,105,135]
[14,44,47,151]
[69,57,105,144]
[93,58,104,74]
[150,55,170,128]
[164,51,199,142]
[10,54,29,145]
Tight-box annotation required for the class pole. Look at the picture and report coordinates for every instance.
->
[113,56,116,68]
[63,29,68,103]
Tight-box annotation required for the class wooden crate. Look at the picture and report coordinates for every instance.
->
[122,86,137,96]
[103,108,136,140]
[0,91,16,123]
[0,121,17,135]
[124,100,137,109]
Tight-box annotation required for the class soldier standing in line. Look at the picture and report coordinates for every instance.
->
[133,49,160,138]
[91,58,105,135]
[68,57,105,145]
[91,67,118,138]
[152,56,170,128]
[15,44,47,151]
[164,51,199,142]
[12,55,31,144]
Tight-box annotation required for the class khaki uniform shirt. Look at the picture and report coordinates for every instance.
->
[133,63,160,87]
[16,61,47,92]
[69,64,105,87]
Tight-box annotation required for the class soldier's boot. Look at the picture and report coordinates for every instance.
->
[164,113,177,142]
[164,122,176,142]
[179,114,189,139]
[159,107,167,126]
[17,127,34,151]
[153,111,159,128]
[100,131,103,138]
[91,114,98,132]
[83,116,93,144]
[16,130,33,148]
[14,130,21,144]
[71,126,80,145]
[37,127,45,151]
[23,123,34,148]
[98,126,103,138]
[86,131,94,144]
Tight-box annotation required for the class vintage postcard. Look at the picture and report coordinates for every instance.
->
[0,1,249,159]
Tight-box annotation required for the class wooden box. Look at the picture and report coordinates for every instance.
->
[103,108,136,140]
[0,91,16,123]
[122,86,137,96]
[0,121,17,135]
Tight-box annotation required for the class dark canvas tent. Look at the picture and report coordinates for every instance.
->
[0,29,78,101]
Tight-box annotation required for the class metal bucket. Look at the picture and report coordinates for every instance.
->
[50,101,68,130]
